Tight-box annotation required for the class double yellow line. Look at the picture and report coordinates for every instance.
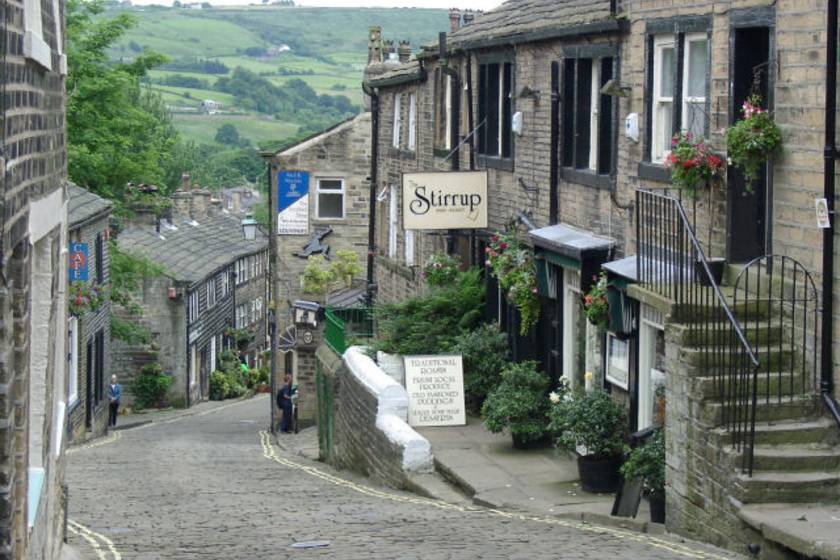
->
[67,520,121,560]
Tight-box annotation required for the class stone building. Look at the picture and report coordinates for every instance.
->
[264,112,372,427]
[67,184,112,444]
[113,189,268,407]
[365,1,840,556]
[0,0,71,554]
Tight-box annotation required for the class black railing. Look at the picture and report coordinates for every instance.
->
[636,189,761,474]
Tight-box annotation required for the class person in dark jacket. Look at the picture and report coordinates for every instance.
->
[277,373,294,433]
[108,375,122,427]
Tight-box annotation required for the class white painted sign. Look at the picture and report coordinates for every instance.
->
[277,170,310,235]
[816,198,831,229]
[402,171,488,230]
[278,196,309,235]
[404,355,466,427]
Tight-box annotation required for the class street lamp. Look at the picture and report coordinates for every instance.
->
[241,213,258,240]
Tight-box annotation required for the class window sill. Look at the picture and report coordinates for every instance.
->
[477,155,514,172]
[433,147,453,158]
[637,162,672,184]
[560,168,612,190]
[388,147,417,160]
[24,31,52,71]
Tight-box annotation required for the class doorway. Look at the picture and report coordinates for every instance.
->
[727,26,772,262]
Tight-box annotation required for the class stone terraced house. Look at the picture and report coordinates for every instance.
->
[362,0,840,556]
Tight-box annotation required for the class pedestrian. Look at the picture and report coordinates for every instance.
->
[108,374,122,427]
[277,373,294,433]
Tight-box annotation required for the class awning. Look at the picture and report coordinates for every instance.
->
[529,223,615,261]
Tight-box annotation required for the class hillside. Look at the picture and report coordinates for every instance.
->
[106,5,448,147]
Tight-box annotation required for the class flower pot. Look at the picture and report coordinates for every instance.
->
[577,454,622,494]
[511,432,551,450]
[648,492,666,524]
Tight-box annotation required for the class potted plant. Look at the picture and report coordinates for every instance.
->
[69,281,106,317]
[583,273,609,330]
[725,94,782,193]
[620,428,666,523]
[665,132,725,198]
[549,388,627,493]
[481,361,551,449]
[486,229,540,335]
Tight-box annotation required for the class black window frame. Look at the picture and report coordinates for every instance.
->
[476,53,515,170]
[95,232,104,284]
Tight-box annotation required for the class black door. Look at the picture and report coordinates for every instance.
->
[727,27,771,262]
[85,341,93,429]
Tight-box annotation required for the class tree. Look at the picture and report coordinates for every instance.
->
[215,124,241,146]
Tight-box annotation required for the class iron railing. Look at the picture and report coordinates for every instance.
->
[636,189,761,474]
[324,307,374,356]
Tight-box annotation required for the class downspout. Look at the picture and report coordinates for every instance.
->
[822,0,840,426]
[549,62,560,225]
[363,83,379,303]
[266,161,277,433]
[466,54,476,171]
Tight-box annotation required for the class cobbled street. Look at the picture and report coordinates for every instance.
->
[66,396,739,560]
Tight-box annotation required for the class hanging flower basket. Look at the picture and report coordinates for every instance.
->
[666,132,725,198]
[422,252,461,287]
[583,273,609,330]
[69,281,106,317]
[486,229,540,335]
[725,94,782,193]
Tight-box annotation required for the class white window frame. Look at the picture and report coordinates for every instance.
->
[605,333,630,390]
[562,268,582,391]
[210,336,217,373]
[444,75,453,150]
[652,35,676,164]
[497,68,504,155]
[23,0,51,70]
[67,317,79,405]
[408,93,417,151]
[404,229,415,266]
[206,278,216,309]
[220,270,230,298]
[388,185,398,259]
[638,305,665,429]
[189,344,198,386]
[682,33,708,139]
[588,61,602,171]
[188,290,199,323]
[316,178,346,219]
[392,94,402,148]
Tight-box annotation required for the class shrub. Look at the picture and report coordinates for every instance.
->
[452,323,509,412]
[330,250,363,288]
[422,253,461,287]
[132,363,173,409]
[620,427,666,496]
[481,361,550,444]
[209,371,230,401]
[302,254,333,299]
[549,389,626,459]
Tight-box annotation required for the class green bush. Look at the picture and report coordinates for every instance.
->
[372,268,484,355]
[209,350,250,400]
[209,370,230,401]
[481,361,550,444]
[549,389,626,459]
[620,427,665,496]
[452,323,509,412]
[132,363,173,409]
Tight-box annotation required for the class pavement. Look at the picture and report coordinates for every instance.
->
[739,503,840,560]
[65,394,741,559]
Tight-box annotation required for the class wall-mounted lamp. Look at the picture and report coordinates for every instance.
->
[241,213,258,240]
[517,85,541,101]
[600,79,631,98]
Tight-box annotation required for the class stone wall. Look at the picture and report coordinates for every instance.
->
[316,345,433,489]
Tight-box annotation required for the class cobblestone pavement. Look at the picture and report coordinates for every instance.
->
[66,395,742,560]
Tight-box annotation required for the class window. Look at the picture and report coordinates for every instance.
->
[188,290,199,323]
[477,61,513,160]
[206,277,216,309]
[95,233,104,284]
[392,94,402,148]
[256,297,263,321]
[434,69,454,150]
[407,93,417,151]
[220,270,230,298]
[388,185,398,259]
[316,178,345,219]
[236,303,249,328]
[605,333,630,390]
[236,258,249,285]
[190,344,198,386]
[650,33,709,163]
[67,317,79,405]
[405,229,415,266]
[249,255,256,280]
[561,57,615,175]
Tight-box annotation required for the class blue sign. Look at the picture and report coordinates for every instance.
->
[69,242,89,282]
[277,171,309,213]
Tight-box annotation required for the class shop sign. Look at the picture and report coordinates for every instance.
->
[404,355,466,427]
[402,172,488,230]
[277,170,309,235]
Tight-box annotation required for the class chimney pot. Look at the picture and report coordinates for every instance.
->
[463,10,475,25]
[181,172,190,191]
[449,8,462,32]
[398,40,411,64]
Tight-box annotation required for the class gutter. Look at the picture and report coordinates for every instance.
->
[365,64,428,89]
[822,0,840,427]
[445,18,625,54]
[363,83,379,303]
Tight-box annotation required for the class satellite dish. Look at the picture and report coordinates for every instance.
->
[278,325,297,351]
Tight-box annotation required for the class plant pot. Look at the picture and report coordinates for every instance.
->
[695,258,725,287]
[511,432,550,450]
[648,492,666,524]
[577,454,622,494]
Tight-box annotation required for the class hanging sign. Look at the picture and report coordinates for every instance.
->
[402,171,488,230]
[68,242,89,282]
[404,355,466,427]
[277,170,309,235]
[816,198,831,229]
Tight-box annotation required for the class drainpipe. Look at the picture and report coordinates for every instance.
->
[466,55,476,171]
[266,161,277,433]
[822,0,840,425]
[549,62,560,225]
[363,83,379,304]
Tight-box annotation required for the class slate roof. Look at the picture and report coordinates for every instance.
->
[68,183,112,229]
[117,212,268,287]
[529,223,615,260]
[364,60,424,88]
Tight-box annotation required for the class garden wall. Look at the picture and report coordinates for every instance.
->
[316,345,433,488]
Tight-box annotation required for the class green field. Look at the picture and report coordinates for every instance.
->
[109,5,447,147]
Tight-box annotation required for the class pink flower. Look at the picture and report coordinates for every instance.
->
[485,260,492,267]
[499,242,508,250]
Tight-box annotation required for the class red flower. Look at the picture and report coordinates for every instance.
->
[584,295,593,305]
[499,242,508,250]
[682,160,694,169]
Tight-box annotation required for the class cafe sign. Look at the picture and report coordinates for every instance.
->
[404,355,466,427]
[402,171,488,230]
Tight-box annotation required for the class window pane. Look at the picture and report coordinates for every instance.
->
[318,193,343,218]
[598,58,614,175]
[319,179,342,191]
[574,58,592,169]
[501,63,512,158]
[561,59,576,167]
[685,101,705,138]
[660,46,675,98]
[485,63,500,156]
[656,101,673,160]
[687,39,708,98]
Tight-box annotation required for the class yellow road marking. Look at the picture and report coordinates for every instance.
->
[67,431,121,455]
[68,519,121,560]
[259,431,734,560]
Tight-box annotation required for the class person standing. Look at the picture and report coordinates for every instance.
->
[277,373,294,433]
[108,375,122,427]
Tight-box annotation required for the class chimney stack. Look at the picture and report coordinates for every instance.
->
[172,190,192,219]
[449,8,461,32]
[181,172,191,191]
[383,40,396,61]
[190,189,211,221]
[398,40,411,64]
[367,26,382,65]
[462,10,475,25]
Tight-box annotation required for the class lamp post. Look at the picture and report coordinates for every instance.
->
[241,213,258,241]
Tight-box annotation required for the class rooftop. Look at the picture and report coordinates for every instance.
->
[117,211,268,286]
[68,183,113,229]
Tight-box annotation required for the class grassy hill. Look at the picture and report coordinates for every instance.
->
[108,5,448,147]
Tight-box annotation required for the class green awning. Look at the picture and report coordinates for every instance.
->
[535,248,580,270]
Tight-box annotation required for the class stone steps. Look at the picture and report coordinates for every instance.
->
[679,320,784,348]
[692,371,811,400]
[735,470,840,504]
[713,417,839,446]
[700,396,820,425]
[726,443,840,472]
[679,345,794,370]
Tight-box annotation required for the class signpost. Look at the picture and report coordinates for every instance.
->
[404,355,466,427]
[277,170,309,235]
[402,171,488,230]
[68,242,89,282]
